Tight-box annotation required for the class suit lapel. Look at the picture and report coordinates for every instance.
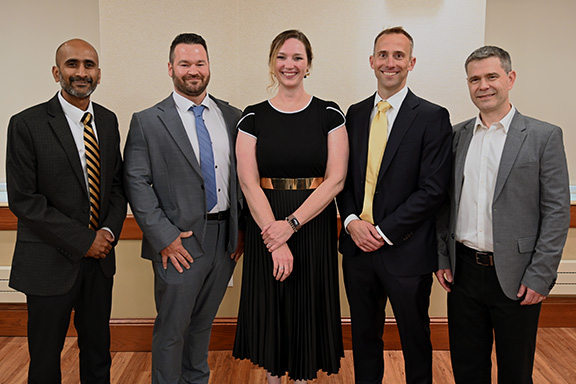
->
[493,111,526,202]
[93,104,112,203]
[376,90,418,185]
[157,96,203,176]
[47,95,88,198]
[211,95,237,161]
[454,119,475,208]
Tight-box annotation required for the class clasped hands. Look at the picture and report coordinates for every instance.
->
[347,219,385,252]
[262,220,295,282]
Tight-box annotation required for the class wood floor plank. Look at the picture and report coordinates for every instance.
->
[1,328,575,383]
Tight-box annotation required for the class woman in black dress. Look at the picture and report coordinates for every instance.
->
[233,30,348,383]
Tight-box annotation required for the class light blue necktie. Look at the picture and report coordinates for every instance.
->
[191,105,217,211]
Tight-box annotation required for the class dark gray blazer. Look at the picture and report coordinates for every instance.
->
[7,93,127,296]
[123,94,242,261]
[438,110,570,299]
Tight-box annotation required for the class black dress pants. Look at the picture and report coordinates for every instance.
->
[26,258,113,384]
[448,246,541,384]
[343,249,433,384]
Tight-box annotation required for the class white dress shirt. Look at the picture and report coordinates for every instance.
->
[173,91,231,212]
[344,86,410,245]
[58,91,98,192]
[455,106,516,252]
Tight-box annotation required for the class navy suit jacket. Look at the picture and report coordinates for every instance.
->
[7,93,127,296]
[337,89,452,276]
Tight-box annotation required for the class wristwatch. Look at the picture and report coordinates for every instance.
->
[285,214,301,232]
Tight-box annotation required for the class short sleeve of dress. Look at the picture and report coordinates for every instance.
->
[237,105,258,139]
[323,100,346,135]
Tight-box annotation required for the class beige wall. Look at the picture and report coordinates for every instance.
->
[485,0,576,183]
[1,0,573,320]
[0,0,101,182]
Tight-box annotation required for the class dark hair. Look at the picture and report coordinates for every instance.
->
[373,26,414,57]
[465,45,512,74]
[169,33,208,63]
[268,30,313,88]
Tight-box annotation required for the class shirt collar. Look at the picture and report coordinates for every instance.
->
[172,91,213,113]
[474,105,516,134]
[57,91,94,124]
[373,86,409,112]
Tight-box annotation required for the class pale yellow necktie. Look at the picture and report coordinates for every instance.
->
[360,101,391,224]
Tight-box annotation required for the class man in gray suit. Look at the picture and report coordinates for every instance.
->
[124,33,243,384]
[436,46,570,384]
[7,39,126,383]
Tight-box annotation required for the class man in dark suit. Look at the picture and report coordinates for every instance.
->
[123,33,244,384]
[337,27,452,384]
[6,39,126,384]
[436,46,570,384]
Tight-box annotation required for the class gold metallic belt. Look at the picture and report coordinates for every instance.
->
[260,177,324,190]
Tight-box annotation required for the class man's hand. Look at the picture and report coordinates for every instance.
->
[85,229,114,259]
[347,219,385,252]
[435,268,453,292]
[230,230,245,262]
[262,220,294,253]
[517,284,547,305]
[160,231,194,273]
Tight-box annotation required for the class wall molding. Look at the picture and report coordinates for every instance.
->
[1,206,575,236]
[0,207,142,239]
[1,296,574,352]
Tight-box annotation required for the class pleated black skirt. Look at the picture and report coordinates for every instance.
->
[233,188,344,380]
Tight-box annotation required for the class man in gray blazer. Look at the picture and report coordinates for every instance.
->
[7,39,126,383]
[124,33,243,384]
[436,46,570,384]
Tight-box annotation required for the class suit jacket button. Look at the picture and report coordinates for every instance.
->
[201,185,205,190]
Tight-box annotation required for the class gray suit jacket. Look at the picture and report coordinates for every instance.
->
[124,94,242,261]
[438,110,570,299]
[7,94,127,296]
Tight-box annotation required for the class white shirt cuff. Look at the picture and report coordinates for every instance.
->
[101,227,115,241]
[343,214,393,246]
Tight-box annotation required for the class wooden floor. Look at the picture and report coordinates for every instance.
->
[1,328,575,383]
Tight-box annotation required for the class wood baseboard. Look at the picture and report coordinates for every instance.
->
[2,295,574,352]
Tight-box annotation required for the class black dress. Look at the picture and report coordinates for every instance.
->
[233,97,345,380]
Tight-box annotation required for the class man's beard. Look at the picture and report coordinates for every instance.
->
[173,73,210,98]
[59,73,98,99]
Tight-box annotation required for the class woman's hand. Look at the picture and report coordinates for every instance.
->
[262,220,294,252]
[271,243,294,281]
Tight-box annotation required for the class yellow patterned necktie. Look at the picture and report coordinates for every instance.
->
[82,112,100,230]
[360,101,391,224]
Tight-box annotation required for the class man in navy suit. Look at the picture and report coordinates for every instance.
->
[7,39,126,383]
[337,27,452,384]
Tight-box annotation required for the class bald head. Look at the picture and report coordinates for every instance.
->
[55,39,99,67]
[52,39,101,109]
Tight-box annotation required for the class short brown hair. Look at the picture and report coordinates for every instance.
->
[373,26,414,57]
